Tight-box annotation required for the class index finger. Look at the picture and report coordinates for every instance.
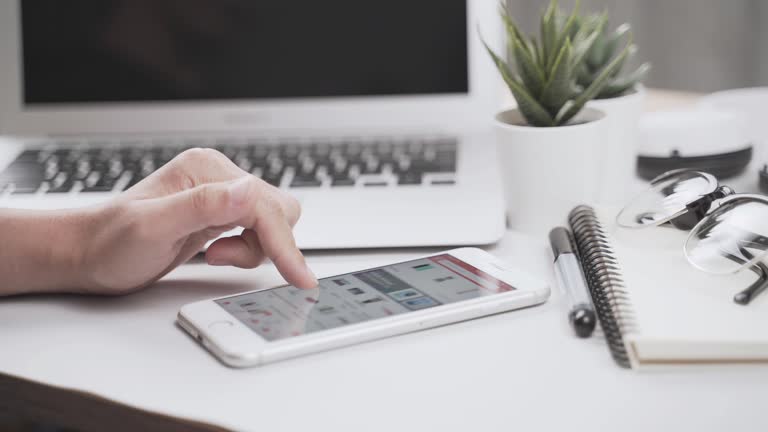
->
[233,182,317,289]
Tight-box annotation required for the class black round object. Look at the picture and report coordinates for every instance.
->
[636,146,753,181]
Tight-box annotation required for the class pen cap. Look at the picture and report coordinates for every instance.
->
[549,227,575,259]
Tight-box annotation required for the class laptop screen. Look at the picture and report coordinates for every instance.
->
[20,1,468,105]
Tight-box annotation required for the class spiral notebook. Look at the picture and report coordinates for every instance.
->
[567,205,768,369]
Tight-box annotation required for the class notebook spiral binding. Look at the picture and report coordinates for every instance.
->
[568,205,636,368]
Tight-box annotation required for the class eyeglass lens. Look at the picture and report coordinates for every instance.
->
[617,171,718,228]
[685,200,768,275]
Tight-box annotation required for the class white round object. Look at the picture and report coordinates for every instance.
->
[698,87,768,157]
[638,109,750,157]
[698,87,768,115]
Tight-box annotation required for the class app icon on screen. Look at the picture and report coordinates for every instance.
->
[389,288,423,301]
[402,296,439,310]
[360,297,384,305]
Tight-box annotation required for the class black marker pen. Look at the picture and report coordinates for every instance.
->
[549,227,597,338]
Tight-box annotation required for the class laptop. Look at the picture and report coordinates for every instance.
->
[0,0,505,249]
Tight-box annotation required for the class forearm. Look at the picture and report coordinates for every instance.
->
[0,208,92,296]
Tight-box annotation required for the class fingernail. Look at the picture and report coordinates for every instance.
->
[228,176,250,207]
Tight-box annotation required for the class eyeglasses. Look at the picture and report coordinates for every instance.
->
[617,169,768,305]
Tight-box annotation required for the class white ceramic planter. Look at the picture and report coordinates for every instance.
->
[495,107,607,235]
[586,85,646,204]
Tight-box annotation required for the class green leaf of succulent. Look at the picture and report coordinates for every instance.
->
[598,23,630,67]
[478,31,517,84]
[479,35,555,126]
[547,0,580,71]
[540,0,558,68]
[596,62,650,98]
[556,39,632,125]
[570,26,602,71]
[482,0,648,126]
[607,44,636,79]
[515,90,557,127]
[526,39,539,63]
[531,38,543,65]
[540,38,574,114]
[512,37,546,97]
[500,4,527,50]
[574,14,649,101]
[577,64,593,86]
[585,14,610,69]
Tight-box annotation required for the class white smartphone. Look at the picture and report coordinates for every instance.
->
[178,248,549,367]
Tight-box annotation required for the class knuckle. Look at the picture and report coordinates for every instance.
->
[177,147,225,167]
[191,184,215,213]
[258,194,283,216]
[177,147,209,163]
[210,148,234,165]
[175,170,196,191]
[174,148,238,183]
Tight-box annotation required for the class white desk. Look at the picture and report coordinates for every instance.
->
[2,90,768,432]
[2,230,768,432]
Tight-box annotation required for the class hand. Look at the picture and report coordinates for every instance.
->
[77,148,317,294]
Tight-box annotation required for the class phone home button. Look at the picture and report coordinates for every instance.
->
[209,320,234,330]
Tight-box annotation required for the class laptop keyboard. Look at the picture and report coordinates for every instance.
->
[0,136,457,195]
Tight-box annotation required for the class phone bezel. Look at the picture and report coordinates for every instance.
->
[177,247,550,367]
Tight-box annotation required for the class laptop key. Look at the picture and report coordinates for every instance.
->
[397,172,423,185]
[1,162,44,193]
[47,180,75,193]
[360,161,382,175]
[290,175,322,188]
[123,172,143,190]
[10,184,42,194]
[82,175,118,192]
[260,172,283,187]
[331,178,355,186]
[15,150,43,163]
[431,179,456,186]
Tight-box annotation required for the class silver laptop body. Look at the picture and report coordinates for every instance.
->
[0,0,505,249]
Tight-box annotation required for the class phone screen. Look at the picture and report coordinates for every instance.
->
[215,254,515,341]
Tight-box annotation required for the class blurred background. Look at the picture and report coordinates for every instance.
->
[507,0,768,92]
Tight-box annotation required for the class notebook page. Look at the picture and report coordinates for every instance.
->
[597,208,768,364]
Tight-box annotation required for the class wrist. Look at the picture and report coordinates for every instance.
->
[0,207,99,295]
[52,207,103,293]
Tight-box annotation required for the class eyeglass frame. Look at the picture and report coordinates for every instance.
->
[620,169,768,305]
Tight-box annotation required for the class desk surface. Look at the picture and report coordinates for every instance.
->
[2,90,768,432]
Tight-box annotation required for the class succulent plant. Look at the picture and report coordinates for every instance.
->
[576,14,651,99]
[480,0,631,127]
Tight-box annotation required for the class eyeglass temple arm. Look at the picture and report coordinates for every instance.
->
[731,248,768,305]
[739,232,768,249]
